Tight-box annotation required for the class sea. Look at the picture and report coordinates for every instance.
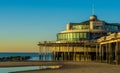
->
[0,52,52,61]
[0,52,53,73]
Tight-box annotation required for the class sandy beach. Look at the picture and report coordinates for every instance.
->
[0,61,120,73]
[0,61,61,67]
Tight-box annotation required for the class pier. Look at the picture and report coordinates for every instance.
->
[38,32,120,65]
[38,41,97,61]
[97,32,120,64]
[38,15,120,65]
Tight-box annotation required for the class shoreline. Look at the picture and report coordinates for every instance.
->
[0,61,62,67]
[0,61,120,73]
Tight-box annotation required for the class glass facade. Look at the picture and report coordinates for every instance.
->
[71,24,89,30]
[57,32,88,41]
[57,19,120,41]
[105,25,119,31]
[93,26,102,30]
[92,21,103,30]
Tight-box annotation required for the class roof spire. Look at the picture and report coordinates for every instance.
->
[92,0,95,15]
[92,3,95,15]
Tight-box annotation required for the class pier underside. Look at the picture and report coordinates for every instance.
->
[38,39,120,65]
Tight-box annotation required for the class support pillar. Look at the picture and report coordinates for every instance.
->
[106,44,109,63]
[118,42,120,64]
[84,43,86,61]
[53,46,56,61]
[115,41,120,65]
[99,44,102,62]
[61,46,64,61]
[96,44,98,61]
[101,45,103,62]
[73,45,76,61]
[45,45,47,60]
[108,43,112,64]
[67,43,69,61]
[39,45,42,60]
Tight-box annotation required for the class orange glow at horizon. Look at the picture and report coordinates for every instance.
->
[0,38,39,52]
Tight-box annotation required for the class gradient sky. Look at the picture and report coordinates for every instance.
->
[0,0,120,52]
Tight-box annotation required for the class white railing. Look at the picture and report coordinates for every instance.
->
[106,33,116,41]
[97,32,119,42]
[97,36,105,42]
[117,32,120,38]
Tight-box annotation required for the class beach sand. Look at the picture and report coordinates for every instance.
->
[0,61,120,73]
[0,61,61,67]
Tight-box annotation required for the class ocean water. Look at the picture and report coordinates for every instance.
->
[0,52,52,61]
[0,53,53,73]
[0,66,40,73]
[0,66,56,73]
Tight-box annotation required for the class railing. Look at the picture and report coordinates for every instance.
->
[97,32,120,42]
[97,36,105,42]
[117,32,120,38]
[106,33,116,41]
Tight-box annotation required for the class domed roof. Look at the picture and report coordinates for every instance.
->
[90,15,97,21]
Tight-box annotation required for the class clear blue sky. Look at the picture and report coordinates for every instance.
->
[0,0,120,52]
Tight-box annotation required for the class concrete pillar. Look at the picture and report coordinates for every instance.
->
[115,41,120,65]
[72,45,74,61]
[86,45,89,61]
[64,52,67,61]
[106,44,109,63]
[42,46,44,60]
[96,44,98,61]
[102,45,107,62]
[64,45,67,61]
[99,44,102,62]
[61,46,64,61]
[53,52,55,61]
[53,46,56,61]
[56,45,59,61]
[86,45,88,61]
[73,45,76,61]
[84,43,86,61]
[67,43,69,61]
[59,45,61,61]
[108,43,112,64]
[57,45,59,61]
[118,42,120,64]
[101,45,103,62]
[61,52,64,61]
[45,46,47,61]
[45,45,47,61]
[41,46,43,60]
[39,45,41,60]
[69,44,72,61]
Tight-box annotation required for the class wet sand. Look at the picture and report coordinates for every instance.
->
[0,61,61,67]
[0,61,120,73]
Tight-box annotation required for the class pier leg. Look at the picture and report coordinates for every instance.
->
[99,44,102,62]
[108,43,112,64]
[116,42,120,65]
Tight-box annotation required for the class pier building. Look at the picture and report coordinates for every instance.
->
[38,15,120,64]
[97,32,120,64]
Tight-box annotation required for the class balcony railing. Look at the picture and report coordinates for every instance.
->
[97,32,120,42]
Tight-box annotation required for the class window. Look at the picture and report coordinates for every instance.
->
[83,33,87,39]
[79,33,82,39]
[106,25,119,31]
[93,26,102,29]
[72,25,89,30]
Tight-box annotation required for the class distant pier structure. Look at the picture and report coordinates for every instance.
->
[38,15,120,64]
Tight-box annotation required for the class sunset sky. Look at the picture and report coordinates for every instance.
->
[0,0,120,52]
